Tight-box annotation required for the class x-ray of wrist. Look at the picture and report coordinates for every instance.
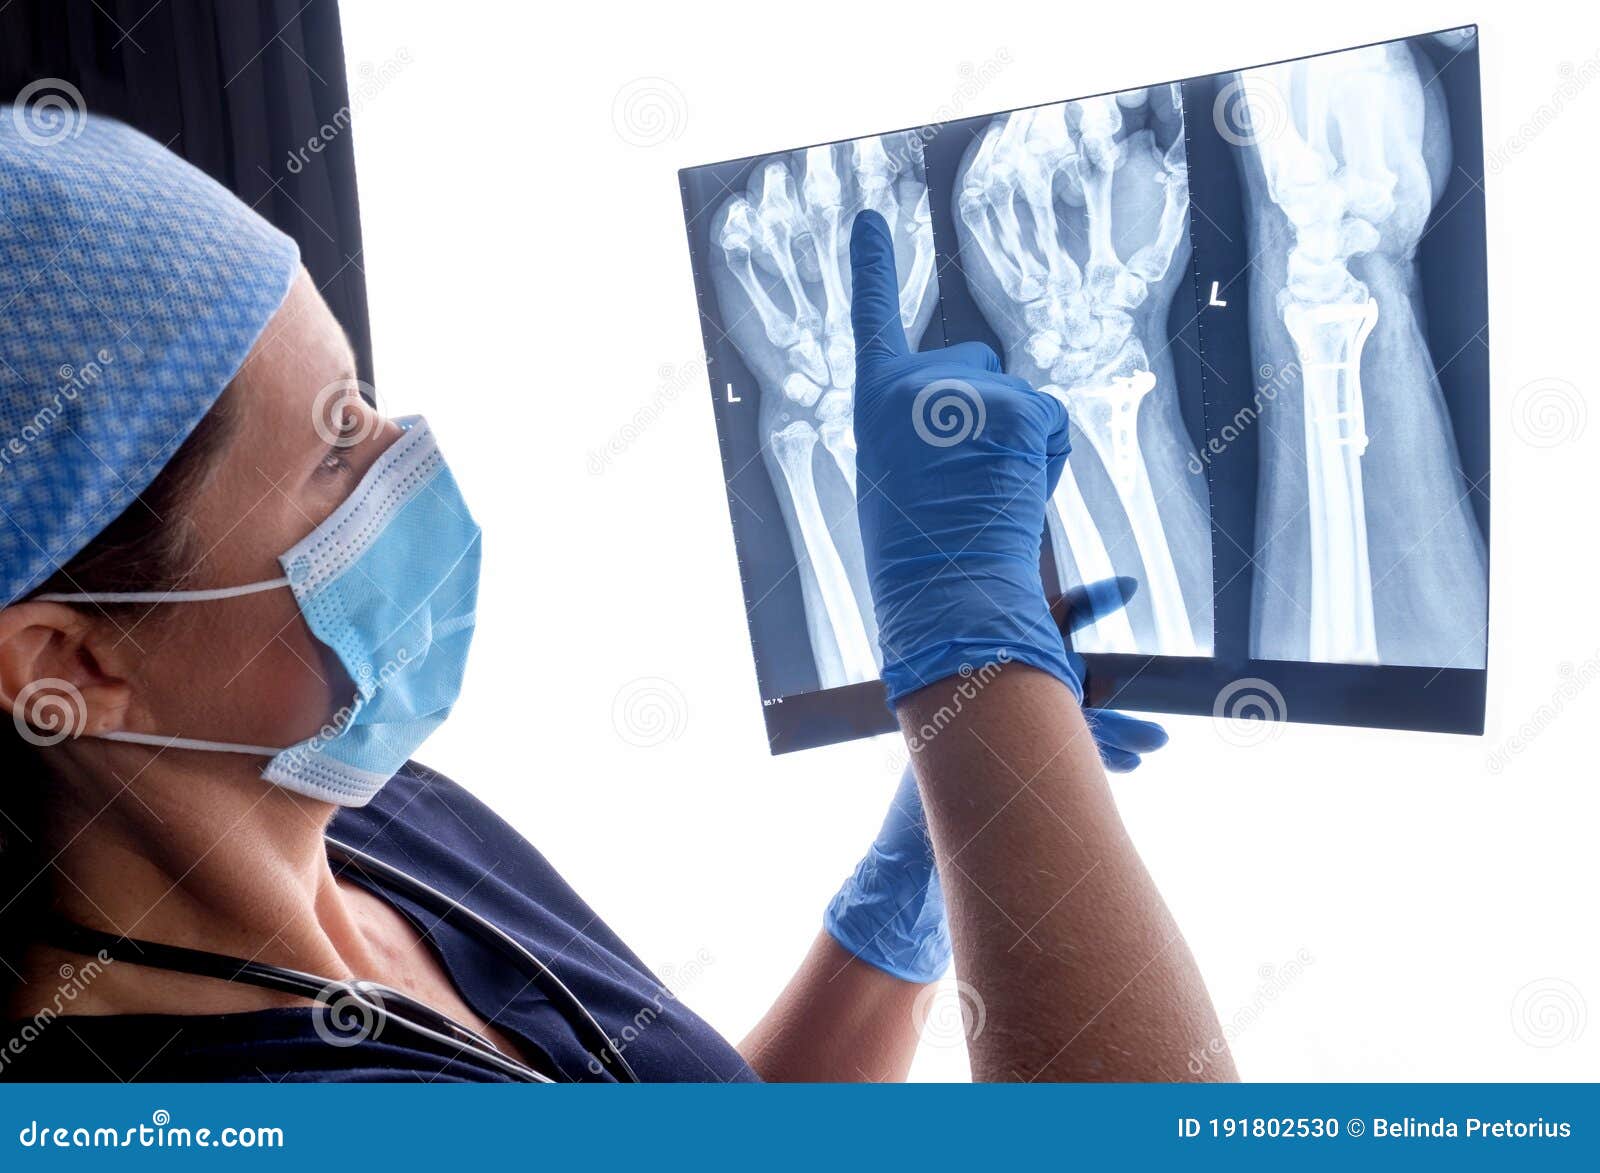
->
[682,25,1489,750]
[1230,39,1489,668]
[707,134,937,690]
[952,88,1215,657]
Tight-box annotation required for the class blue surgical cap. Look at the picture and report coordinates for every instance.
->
[0,106,300,606]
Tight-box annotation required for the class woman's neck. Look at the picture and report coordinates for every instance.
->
[7,741,375,1018]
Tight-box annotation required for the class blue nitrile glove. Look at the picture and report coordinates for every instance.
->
[1085,707,1169,773]
[824,578,1168,983]
[850,210,1077,705]
[823,763,947,983]
[1054,576,1172,773]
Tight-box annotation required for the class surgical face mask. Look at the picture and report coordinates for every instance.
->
[37,416,480,807]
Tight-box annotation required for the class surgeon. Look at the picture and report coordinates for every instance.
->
[0,110,1232,1081]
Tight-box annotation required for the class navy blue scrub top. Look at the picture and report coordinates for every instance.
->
[1,763,759,1082]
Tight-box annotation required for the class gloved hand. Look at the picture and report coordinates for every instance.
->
[1053,576,1171,773]
[824,578,1169,982]
[850,209,1077,705]
[823,762,946,983]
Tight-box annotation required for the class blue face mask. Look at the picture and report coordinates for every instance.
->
[38,416,480,807]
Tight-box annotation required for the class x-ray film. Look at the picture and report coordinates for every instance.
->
[680,27,1489,752]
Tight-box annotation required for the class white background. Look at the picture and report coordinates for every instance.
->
[336,0,1598,1080]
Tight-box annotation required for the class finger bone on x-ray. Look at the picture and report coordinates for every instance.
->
[710,135,937,689]
[955,89,1213,656]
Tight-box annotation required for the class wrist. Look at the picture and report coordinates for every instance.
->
[873,562,1079,704]
[824,858,951,985]
[885,638,1080,709]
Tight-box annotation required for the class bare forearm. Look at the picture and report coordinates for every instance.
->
[902,665,1236,1082]
[739,932,928,1082]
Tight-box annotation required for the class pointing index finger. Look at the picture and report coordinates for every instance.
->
[849,209,910,367]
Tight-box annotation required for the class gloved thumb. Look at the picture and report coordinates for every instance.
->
[1052,576,1140,638]
[1084,707,1170,773]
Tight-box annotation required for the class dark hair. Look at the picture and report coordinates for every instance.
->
[0,390,238,962]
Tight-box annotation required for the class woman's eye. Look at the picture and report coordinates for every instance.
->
[318,449,354,476]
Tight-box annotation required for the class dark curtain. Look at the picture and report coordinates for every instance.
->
[0,0,374,385]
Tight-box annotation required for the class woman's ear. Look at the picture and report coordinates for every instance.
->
[0,603,134,743]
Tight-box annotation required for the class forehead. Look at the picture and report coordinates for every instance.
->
[233,269,359,436]
[175,270,365,566]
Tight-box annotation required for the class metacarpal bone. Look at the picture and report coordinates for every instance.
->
[712,134,940,689]
[955,91,1213,656]
[801,146,855,391]
[899,188,935,332]
[1073,95,1124,170]
[1126,136,1191,285]
[721,195,833,386]
[959,124,1045,303]
[756,164,823,336]
[720,201,800,346]
[852,136,899,231]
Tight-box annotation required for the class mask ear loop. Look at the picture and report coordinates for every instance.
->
[28,576,296,758]
[95,730,288,756]
[33,576,290,605]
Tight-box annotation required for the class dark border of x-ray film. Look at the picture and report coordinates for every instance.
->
[680,25,1488,754]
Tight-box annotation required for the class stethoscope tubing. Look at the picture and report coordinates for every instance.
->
[40,837,638,1083]
[326,837,638,1082]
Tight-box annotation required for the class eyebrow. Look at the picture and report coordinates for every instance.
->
[339,331,361,395]
[314,363,364,452]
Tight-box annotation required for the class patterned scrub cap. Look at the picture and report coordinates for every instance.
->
[0,105,300,606]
